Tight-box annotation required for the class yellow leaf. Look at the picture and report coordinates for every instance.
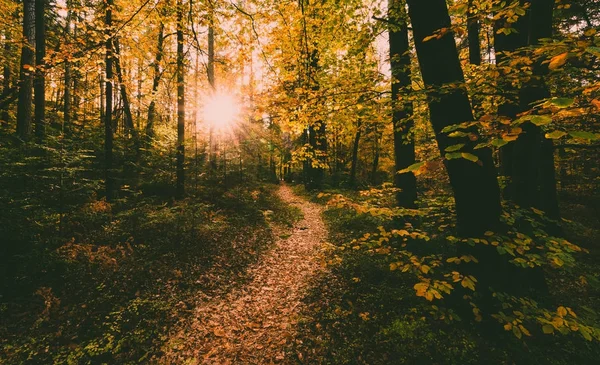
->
[552,317,564,328]
[461,276,476,291]
[591,99,600,111]
[557,306,568,317]
[548,52,568,70]
[414,282,429,297]
[420,265,431,274]
[504,323,513,331]
[519,324,531,337]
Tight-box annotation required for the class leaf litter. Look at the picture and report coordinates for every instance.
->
[161,184,327,364]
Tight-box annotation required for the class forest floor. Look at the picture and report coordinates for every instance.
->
[162,184,328,364]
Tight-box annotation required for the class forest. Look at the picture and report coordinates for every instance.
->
[1,0,599,363]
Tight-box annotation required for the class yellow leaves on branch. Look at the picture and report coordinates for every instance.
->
[548,52,568,70]
[460,275,477,291]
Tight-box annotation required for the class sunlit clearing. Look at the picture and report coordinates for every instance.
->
[202,93,241,131]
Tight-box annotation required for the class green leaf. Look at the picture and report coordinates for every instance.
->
[442,124,461,133]
[580,326,593,341]
[491,138,509,148]
[461,153,479,162]
[530,115,553,126]
[550,97,574,108]
[512,325,523,339]
[586,46,600,57]
[542,324,555,334]
[474,142,489,149]
[513,115,532,125]
[448,131,469,138]
[445,143,465,152]
[445,152,462,160]
[397,161,425,174]
[569,131,598,141]
[545,131,567,139]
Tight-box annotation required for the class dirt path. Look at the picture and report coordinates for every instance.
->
[162,184,327,364]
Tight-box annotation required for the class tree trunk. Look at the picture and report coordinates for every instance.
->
[175,0,185,198]
[146,21,164,140]
[1,31,11,125]
[513,0,560,219]
[301,0,326,191]
[371,129,380,185]
[104,0,115,201]
[114,39,136,137]
[494,0,529,199]
[467,0,481,65]
[406,0,501,235]
[16,0,35,141]
[349,120,361,187]
[34,0,45,143]
[208,2,217,173]
[389,0,417,207]
[63,2,73,138]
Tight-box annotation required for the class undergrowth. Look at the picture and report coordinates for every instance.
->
[290,184,600,365]
[0,181,298,364]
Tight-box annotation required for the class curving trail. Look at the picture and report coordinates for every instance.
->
[161,184,327,364]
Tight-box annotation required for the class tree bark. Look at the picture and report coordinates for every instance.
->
[207,1,218,173]
[371,128,380,185]
[63,5,72,138]
[34,0,45,143]
[300,0,326,191]
[467,0,481,65]
[104,0,115,201]
[176,0,185,198]
[494,0,529,199]
[349,120,361,187]
[16,0,35,141]
[114,39,136,137]
[407,0,501,235]
[1,31,11,125]
[513,0,560,219]
[146,21,164,140]
[389,0,417,207]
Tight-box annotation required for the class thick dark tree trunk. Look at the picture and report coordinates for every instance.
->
[494,0,529,199]
[513,0,560,219]
[407,0,501,236]
[16,0,35,141]
[34,0,45,143]
[176,0,185,198]
[146,21,164,140]
[389,0,417,207]
[104,0,115,201]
